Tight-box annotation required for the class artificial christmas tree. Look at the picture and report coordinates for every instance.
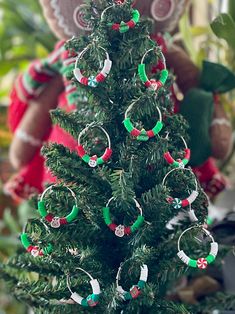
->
[2,1,219,313]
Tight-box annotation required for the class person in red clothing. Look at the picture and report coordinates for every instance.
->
[5,0,234,202]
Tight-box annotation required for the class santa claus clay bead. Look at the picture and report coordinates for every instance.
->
[103,197,144,237]
[116,262,148,301]
[101,2,140,34]
[20,220,53,257]
[67,268,101,307]
[177,225,218,269]
[74,45,112,88]
[162,167,199,209]
[138,47,168,92]
[38,185,80,228]
[164,136,191,168]
[123,98,163,141]
[77,124,112,168]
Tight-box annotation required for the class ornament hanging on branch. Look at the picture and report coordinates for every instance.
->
[138,48,168,92]
[103,197,145,237]
[177,225,218,269]
[77,124,112,168]
[101,3,140,33]
[123,98,163,141]
[162,168,199,209]
[20,220,53,257]
[164,136,191,168]
[74,45,112,88]
[116,262,148,300]
[67,268,101,307]
[38,185,80,228]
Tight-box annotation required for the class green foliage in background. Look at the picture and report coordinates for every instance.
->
[0,0,56,103]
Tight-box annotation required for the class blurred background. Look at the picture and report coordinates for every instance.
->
[1,0,235,313]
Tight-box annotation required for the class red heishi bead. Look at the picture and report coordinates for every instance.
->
[96,73,106,82]
[81,77,88,85]
[124,226,131,235]
[45,214,54,223]
[108,223,117,231]
[164,152,174,164]
[60,218,67,225]
[112,24,120,30]
[182,199,189,207]
[130,128,141,137]
[77,145,86,158]
[126,20,135,28]
[102,148,113,161]
[146,130,155,138]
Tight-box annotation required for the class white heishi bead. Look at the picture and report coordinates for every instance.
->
[73,68,83,82]
[90,279,100,295]
[70,292,83,305]
[188,209,198,222]
[101,59,112,77]
[187,191,199,204]
[210,242,218,257]
[116,285,126,299]
[177,250,190,265]
[140,264,148,282]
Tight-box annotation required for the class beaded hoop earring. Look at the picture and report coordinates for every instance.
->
[177,225,218,269]
[67,268,101,307]
[77,124,112,168]
[116,262,148,300]
[164,136,191,168]
[103,197,145,237]
[74,45,112,87]
[38,185,80,228]
[20,220,53,257]
[162,167,199,209]
[138,48,168,91]
[123,99,163,142]
[101,4,140,33]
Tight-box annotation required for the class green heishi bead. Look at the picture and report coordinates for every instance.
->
[188,259,197,268]
[131,215,145,232]
[206,254,215,264]
[152,121,163,135]
[20,233,31,249]
[132,9,140,23]
[206,216,214,226]
[138,280,145,289]
[119,21,129,33]
[66,205,80,223]
[138,64,148,83]
[160,69,169,85]
[182,158,189,166]
[137,130,149,142]
[38,201,47,218]
[173,160,179,167]
[103,207,112,225]
[97,157,105,165]
[123,118,135,133]
[124,292,132,301]
[82,154,90,163]
[81,298,88,307]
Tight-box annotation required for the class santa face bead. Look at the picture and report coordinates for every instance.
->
[115,225,125,237]
[50,217,61,229]
[177,225,218,269]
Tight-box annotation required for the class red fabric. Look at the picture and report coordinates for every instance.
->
[8,87,28,132]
